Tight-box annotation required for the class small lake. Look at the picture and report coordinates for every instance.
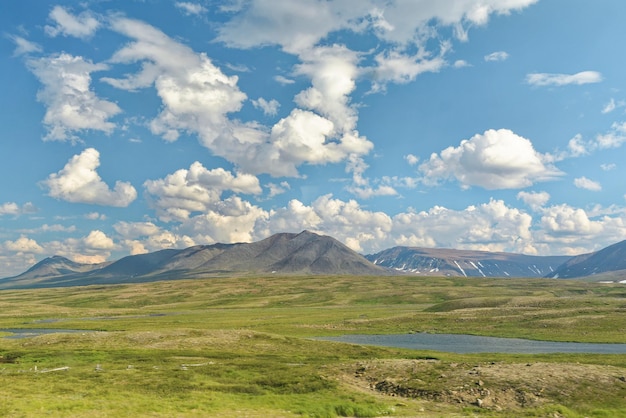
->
[0,328,93,339]
[317,333,626,354]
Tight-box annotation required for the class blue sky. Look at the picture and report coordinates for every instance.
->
[2,0,626,277]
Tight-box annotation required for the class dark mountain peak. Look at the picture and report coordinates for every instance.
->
[549,240,626,279]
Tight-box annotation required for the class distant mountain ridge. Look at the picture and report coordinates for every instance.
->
[548,240,626,279]
[5,232,626,290]
[365,246,571,278]
[0,231,387,289]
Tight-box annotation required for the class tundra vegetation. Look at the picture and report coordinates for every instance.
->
[2,275,626,417]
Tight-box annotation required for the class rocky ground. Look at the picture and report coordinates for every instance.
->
[335,359,626,415]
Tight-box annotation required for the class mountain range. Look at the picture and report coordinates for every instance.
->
[365,247,571,278]
[0,231,387,289]
[2,231,626,289]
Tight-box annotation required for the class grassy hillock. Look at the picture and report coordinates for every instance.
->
[2,275,626,416]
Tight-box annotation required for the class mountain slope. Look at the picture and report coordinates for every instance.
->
[0,256,107,288]
[548,240,626,278]
[366,246,571,278]
[0,231,387,289]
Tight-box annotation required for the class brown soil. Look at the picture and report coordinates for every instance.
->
[335,359,626,415]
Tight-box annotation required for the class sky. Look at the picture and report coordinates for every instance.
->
[1,0,626,277]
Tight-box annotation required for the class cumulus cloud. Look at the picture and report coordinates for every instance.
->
[105,18,371,177]
[45,6,101,39]
[526,71,603,87]
[390,199,535,254]
[0,202,36,216]
[42,148,137,207]
[4,236,44,253]
[484,51,509,62]
[266,181,291,198]
[405,154,419,165]
[27,53,121,141]
[453,59,471,68]
[517,191,550,211]
[574,176,602,191]
[144,161,262,221]
[419,129,562,189]
[252,97,280,116]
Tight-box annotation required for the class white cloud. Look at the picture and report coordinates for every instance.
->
[105,18,371,177]
[453,59,471,68]
[419,129,562,189]
[601,98,625,114]
[9,35,42,56]
[252,97,280,116]
[27,53,121,142]
[391,199,535,254]
[484,51,509,62]
[144,161,262,221]
[175,2,207,16]
[370,46,447,91]
[42,148,137,207]
[84,230,116,250]
[4,236,44,253]
[266,181,291,198]
[574,176,602,191]
[601,163,616,171]
[274,75,295,85]
[595,121,626,149]
[526,71,603,87]
[345,155,397,199]
[0,202,36,216]
[404,154,419,165]
[45,6,100,39]
[602,98,616,114]
[517,191,550,211]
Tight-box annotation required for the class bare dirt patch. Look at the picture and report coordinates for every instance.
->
[336,359,626,414]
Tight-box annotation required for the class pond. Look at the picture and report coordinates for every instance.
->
[0,328,94,339]
[316,333,626,354]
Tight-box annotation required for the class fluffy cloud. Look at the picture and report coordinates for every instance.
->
[42,148,137,207]
[574,177,602,191]
[45,6,101,39]
[216,0,538,52]
[517,191,550,211]
[391,199,535,254]
[252,98,280,116]
[419,129,562,189]
[526,71,603,87]
[4,236,44,253]
[105,18,371,177]
[0,202,36,216]
[144,162,262,221]
[27,53,121,141]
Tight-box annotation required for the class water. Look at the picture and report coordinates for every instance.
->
[317,333,626,354]
[0,328,93,339]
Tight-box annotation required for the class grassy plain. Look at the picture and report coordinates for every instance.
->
[2,275,626,417]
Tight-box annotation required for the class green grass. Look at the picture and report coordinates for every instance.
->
[2,275,626,416]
